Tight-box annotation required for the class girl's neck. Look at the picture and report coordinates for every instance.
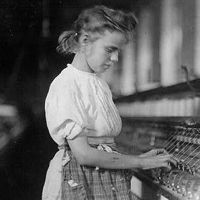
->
[71,52,94,73]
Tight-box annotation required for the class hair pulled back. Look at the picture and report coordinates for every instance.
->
[57,5,138,55]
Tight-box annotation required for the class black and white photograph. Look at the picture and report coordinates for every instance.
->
[0,0,200,200]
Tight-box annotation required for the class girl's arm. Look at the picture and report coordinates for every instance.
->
[68,136,176,170]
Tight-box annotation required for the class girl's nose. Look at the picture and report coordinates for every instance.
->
[110,51,118,62]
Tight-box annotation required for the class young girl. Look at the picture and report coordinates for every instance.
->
[42,5,176,200]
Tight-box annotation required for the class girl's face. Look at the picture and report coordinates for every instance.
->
[84,30,126,73]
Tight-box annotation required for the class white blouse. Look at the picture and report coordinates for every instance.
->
[42,64,122,200]
[45,64,122,145]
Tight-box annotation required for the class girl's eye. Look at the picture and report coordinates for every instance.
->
[105,48,120,54]
[105,48,113,53]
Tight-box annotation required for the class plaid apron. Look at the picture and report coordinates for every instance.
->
[61,144,137,200]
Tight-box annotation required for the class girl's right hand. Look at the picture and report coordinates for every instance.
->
[140,153,177,170]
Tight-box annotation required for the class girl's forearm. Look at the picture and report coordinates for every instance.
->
[79,147,143,169]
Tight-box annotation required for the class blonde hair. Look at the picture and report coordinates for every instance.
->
[57,5,138,55]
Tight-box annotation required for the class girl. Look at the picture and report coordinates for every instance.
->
[42,5,176,200]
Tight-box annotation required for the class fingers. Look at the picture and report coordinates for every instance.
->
[156,148,178,166]
[155,148,168,155]
[170,156,177,167]
[159,154,177,169]
[147,148,168,156]
[141,152,178,170]
[166,154,177,167]
[161,162,171,171]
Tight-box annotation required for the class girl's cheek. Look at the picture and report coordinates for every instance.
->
[104,52,111,59]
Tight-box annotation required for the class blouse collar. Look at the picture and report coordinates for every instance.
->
[67,64,97,77]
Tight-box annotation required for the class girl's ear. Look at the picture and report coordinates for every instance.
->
[79,31,90,46]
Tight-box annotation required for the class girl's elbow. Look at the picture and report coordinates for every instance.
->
[75,151,91,165]
[76,155,87,165]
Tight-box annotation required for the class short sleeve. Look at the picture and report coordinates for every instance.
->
[45,80,86,145]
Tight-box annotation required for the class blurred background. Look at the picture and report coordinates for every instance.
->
[0,0,200,199]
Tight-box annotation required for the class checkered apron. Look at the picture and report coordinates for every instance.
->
[61,144,137,200]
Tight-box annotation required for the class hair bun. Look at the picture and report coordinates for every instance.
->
[57,30,77,55]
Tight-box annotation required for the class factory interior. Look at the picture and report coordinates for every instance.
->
[0,0,200,200]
